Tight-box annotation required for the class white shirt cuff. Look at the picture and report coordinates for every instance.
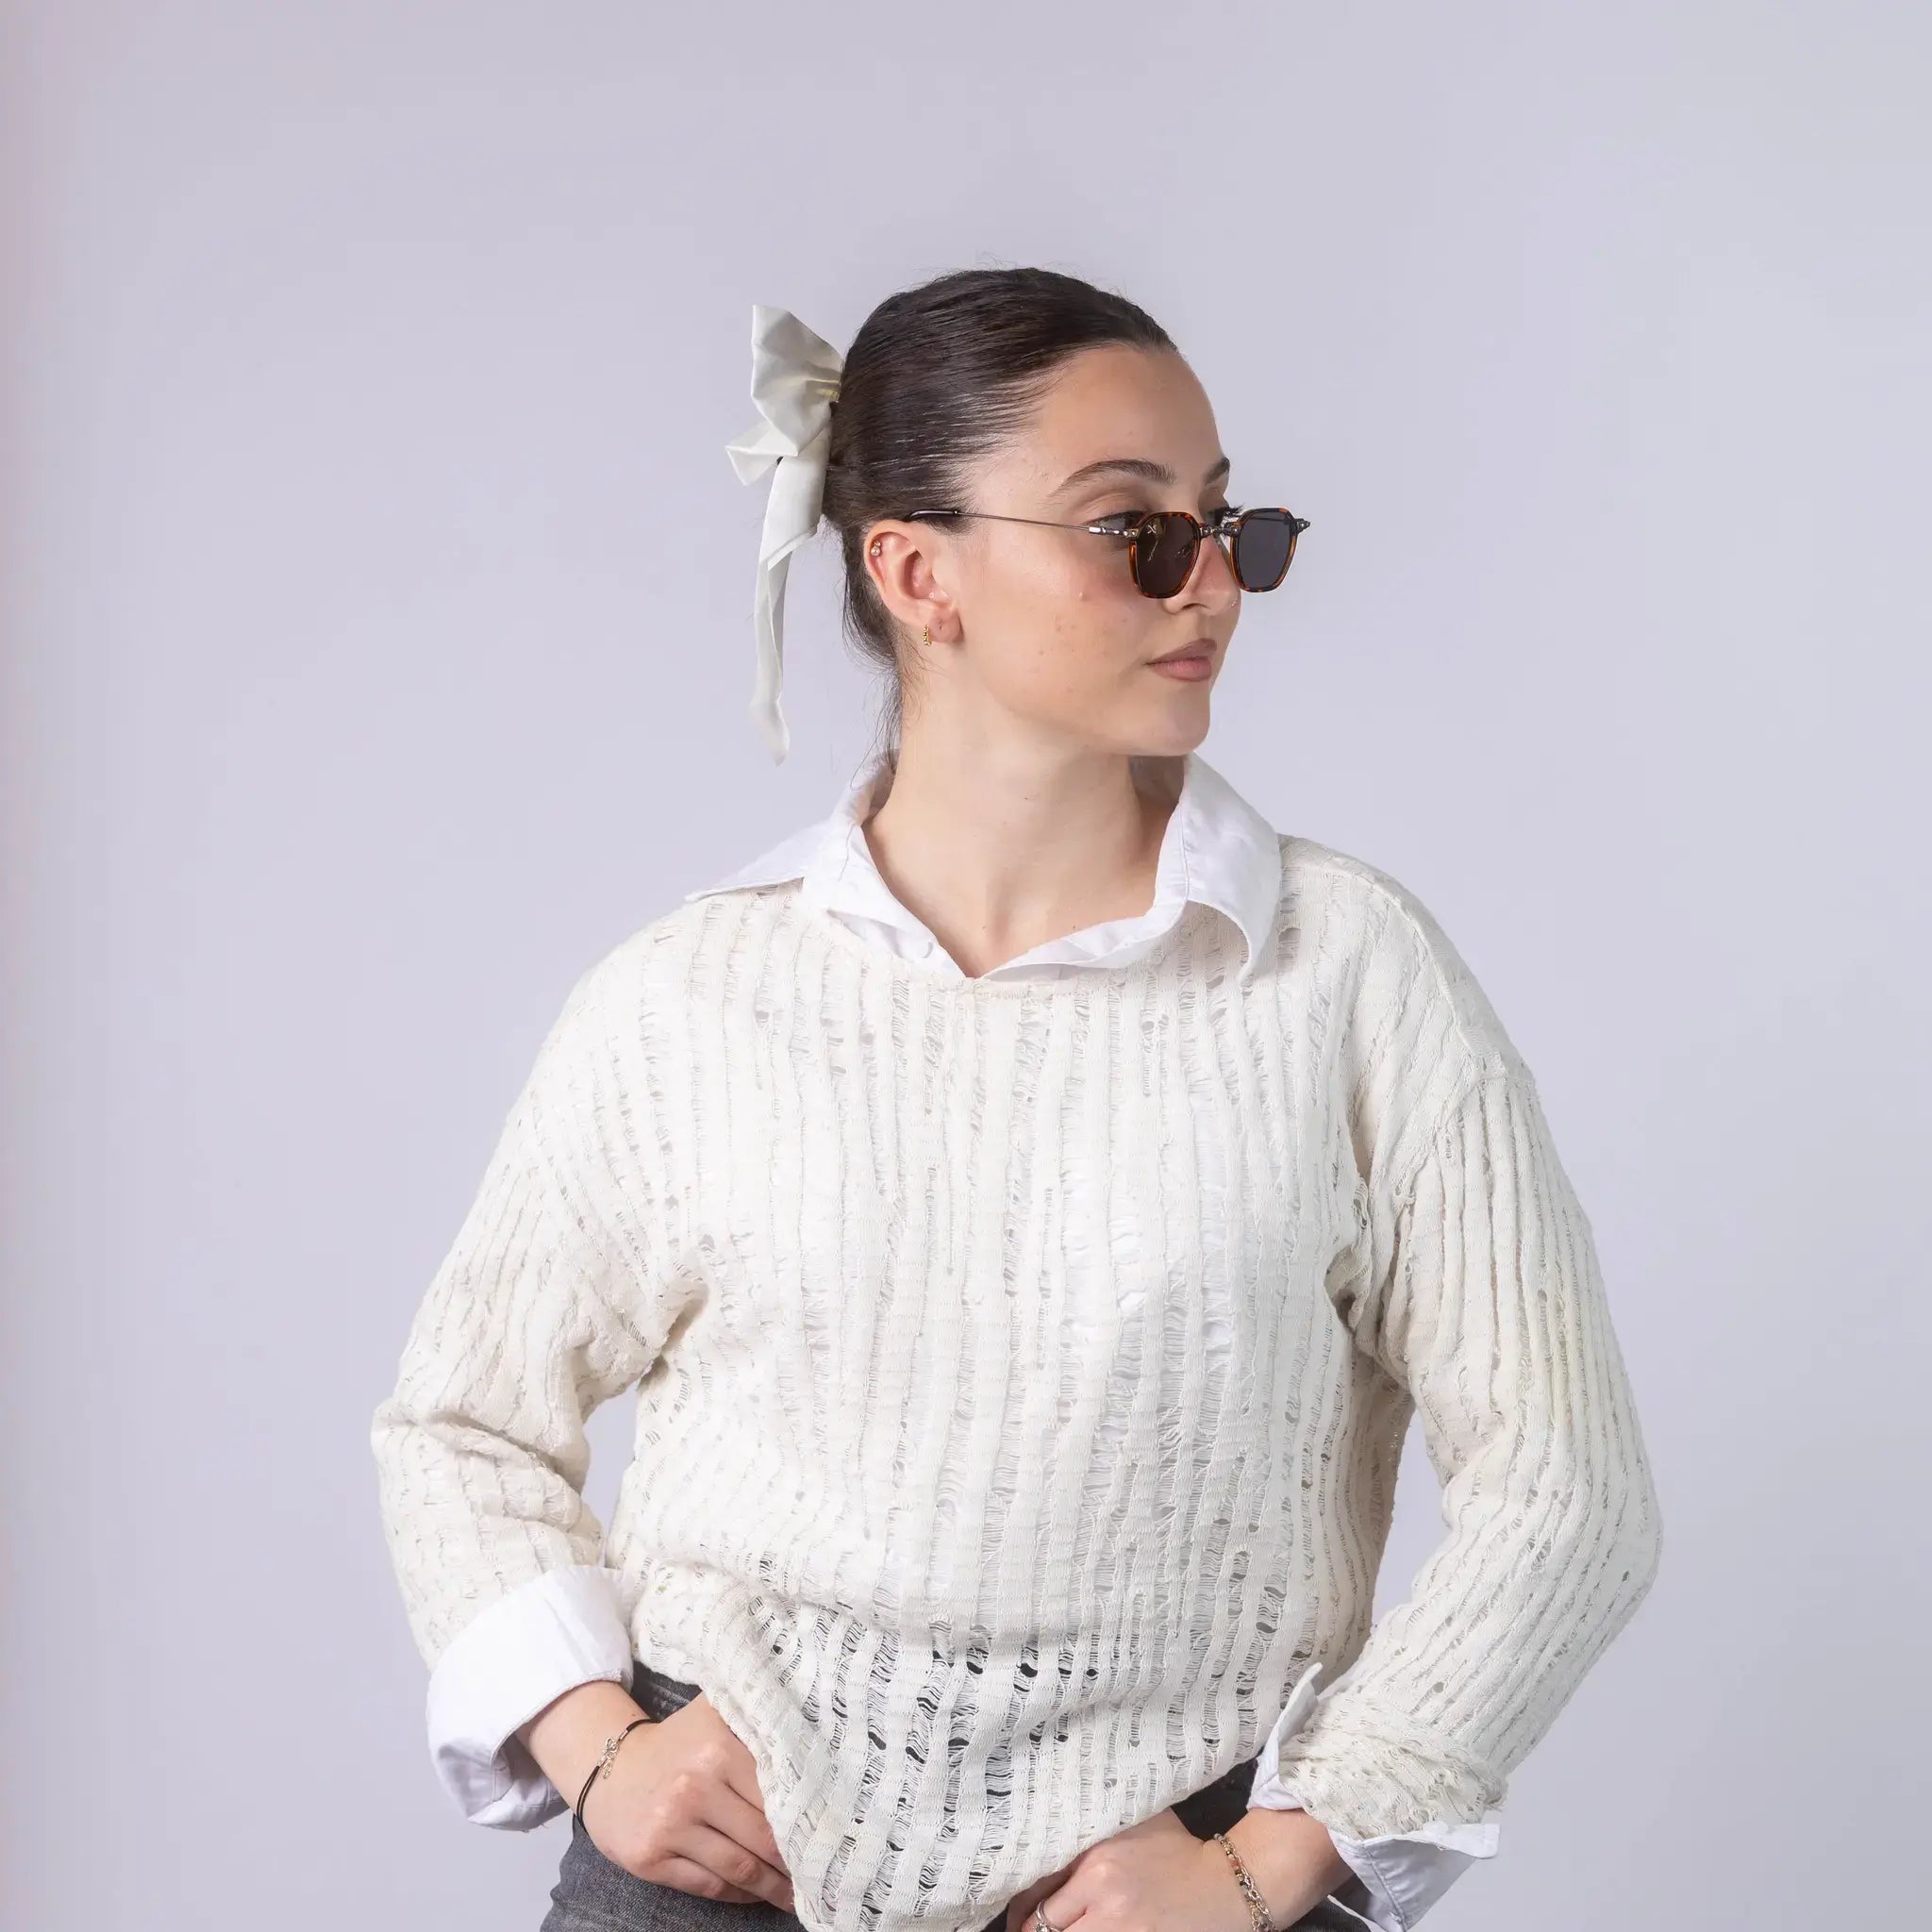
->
[1246,1661,1502,1931]
[424,1563,636,1829]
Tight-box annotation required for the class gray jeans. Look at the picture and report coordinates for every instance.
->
[541,1661,1370,1932]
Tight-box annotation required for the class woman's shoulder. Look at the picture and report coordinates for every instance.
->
[1272,831,1530,1089]
[558,892,750,1004]
[1274,830,1472,950]
[549,883,803,1032]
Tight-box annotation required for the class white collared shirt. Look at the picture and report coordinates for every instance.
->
[690,746,1285,984]
[423,745,1501,1932]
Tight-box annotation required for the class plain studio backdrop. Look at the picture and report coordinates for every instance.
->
[3,5,1926,1928]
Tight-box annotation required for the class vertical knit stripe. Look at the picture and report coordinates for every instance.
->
[371,835,1663,1932]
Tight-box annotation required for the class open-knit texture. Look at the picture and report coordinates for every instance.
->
[371,833,1663,1932]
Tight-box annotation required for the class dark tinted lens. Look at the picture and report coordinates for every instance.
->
[1230,511,1298,591]
[1133,513,1201,597]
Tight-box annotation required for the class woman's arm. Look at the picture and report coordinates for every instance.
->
[1274,1058,1666,1842]
[369,952,694,1818]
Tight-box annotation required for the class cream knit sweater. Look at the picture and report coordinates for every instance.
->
[371,835,1662,1932]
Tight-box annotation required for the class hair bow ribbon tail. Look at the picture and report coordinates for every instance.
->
[724,304,845,764]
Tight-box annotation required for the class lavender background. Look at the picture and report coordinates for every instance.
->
[3,5,1925,1927]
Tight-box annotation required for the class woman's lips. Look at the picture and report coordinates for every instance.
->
[1148,646,1215,681]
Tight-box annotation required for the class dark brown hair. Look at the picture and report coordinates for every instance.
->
[819,265,1175,750]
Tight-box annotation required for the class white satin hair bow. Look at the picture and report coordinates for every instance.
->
[724,303,845,764]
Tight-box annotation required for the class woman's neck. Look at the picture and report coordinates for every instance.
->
[858,737,1186,979]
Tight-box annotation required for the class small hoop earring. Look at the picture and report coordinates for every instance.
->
[921,625,931,646]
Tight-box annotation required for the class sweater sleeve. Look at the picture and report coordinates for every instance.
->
[369,954,692,1678]
[1273,1059,1665,1842]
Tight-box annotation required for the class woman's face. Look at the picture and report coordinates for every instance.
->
[874,342,1246,758]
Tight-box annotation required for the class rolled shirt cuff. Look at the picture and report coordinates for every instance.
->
[424,1562,636,1829]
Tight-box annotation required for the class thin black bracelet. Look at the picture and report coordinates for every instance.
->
[573,1717,654,1831]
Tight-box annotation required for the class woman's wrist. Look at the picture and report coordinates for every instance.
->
[1215,1807,1354,1927]
[517,1677,655,1807]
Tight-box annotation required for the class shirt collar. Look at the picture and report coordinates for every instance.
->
[685,747,1282,977]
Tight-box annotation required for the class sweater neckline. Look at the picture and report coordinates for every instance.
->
[796,882,1213,1001]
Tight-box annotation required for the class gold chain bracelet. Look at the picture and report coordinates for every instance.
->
[1210,1831,1279,1932]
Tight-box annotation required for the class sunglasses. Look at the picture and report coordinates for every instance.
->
[900,504,1310,598]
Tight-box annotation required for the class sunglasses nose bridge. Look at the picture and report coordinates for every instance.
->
[1166,511,1241,598]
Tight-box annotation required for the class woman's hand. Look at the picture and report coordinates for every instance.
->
[584,1692,794,1907]
[521,1681,793,1910]
[1000,1809,1255,1932]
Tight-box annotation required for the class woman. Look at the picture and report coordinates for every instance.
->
[371,267,1664,1932]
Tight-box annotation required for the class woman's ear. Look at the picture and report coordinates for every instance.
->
[867,520,958,646]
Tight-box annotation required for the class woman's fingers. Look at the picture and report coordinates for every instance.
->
[650,1853,764,1906]
[708,1779,791,1881]
[1006,1860,1081,1932]
[676,1818,797,1912]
